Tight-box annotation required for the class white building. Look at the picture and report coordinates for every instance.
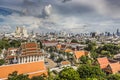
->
[14,26,28,38]
[6,42,45,64]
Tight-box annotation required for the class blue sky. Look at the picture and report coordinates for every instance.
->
[0,0,120,33]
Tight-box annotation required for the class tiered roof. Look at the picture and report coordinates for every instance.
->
[20,42,42,56]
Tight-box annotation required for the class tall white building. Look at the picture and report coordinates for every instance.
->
[14,26,28,38]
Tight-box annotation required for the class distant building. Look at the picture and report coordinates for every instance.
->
[0,48,6,59]
[116,29,120,36]
[14,26,28,38]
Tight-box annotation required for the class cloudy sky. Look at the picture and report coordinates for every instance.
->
[0,0,120,33]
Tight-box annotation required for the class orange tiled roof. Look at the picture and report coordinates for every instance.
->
[61,61,70,65]
[21,42,41,55]
[108,62,120,74]
[97,57,109,69]
[8,48,18,51]
[65,49,73,53]
[25,42,37,48]
[0,61,47,79]
[56,44,61,49]
[74,50,89,59]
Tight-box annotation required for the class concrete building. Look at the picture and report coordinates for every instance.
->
[14,26,28,38]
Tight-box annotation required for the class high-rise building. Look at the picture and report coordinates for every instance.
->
[116,29,120,36]
[14,26,28,38]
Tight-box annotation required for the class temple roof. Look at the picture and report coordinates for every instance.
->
[0,61,47,79]
[20,42,42,56]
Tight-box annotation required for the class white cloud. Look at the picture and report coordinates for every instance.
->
[0,0,120,33]
[42,4,52,17]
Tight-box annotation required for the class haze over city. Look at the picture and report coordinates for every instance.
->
[0,1,120,79]
[0,0,120,33]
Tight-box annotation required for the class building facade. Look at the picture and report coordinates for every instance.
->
[14,26,28,38]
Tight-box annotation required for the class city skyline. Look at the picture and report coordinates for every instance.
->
[0,0,120,33]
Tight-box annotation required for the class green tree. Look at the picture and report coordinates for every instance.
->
[71,39,78,43]
[31,76,45,80]
[9,40,21,48]
[39,41,43,49]
[58,67,81,80]
[47,69,54,80]
[97,44,120,55]
[0,59,5,65]
[90,52,98,60]
[31,74,46,80]
[49,46,54,53]
[84,41,96,52]
[86,78,98,80]
[79,56,90,64]
[56,57,63,63]
[77,64,106,79]
[54,75,61,80]
[50,53,56,60]
[0,40,10,49]
[8,71,30,80]
[0,48,2,53]
[101,50,111,57]
[107,74,120,80]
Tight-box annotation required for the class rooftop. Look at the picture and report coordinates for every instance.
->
[97,57,109,69]
[0,61,47,79]
[74,50,89,59]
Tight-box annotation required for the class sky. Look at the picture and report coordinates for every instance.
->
[0,0,120,33]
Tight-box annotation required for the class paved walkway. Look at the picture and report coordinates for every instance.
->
[45,58,57,69]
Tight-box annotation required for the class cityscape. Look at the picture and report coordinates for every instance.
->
[0,0,120,80]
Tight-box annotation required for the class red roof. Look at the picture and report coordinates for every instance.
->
[0,61,47,79]
[97,57,109,69]
[74,50,89,59]
[61,61,70,65]
[56,44,61,49]
[8,48,18,51]
[108,62,120,74]
[65,48,73,53]
[25,42,37,48]
[21,42,41,55]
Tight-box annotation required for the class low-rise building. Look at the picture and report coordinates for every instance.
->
[105,62,120,74]
[60,61,71,68]
[97,57,120,74]
[97,57,109,69]
[73,50,90,63]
